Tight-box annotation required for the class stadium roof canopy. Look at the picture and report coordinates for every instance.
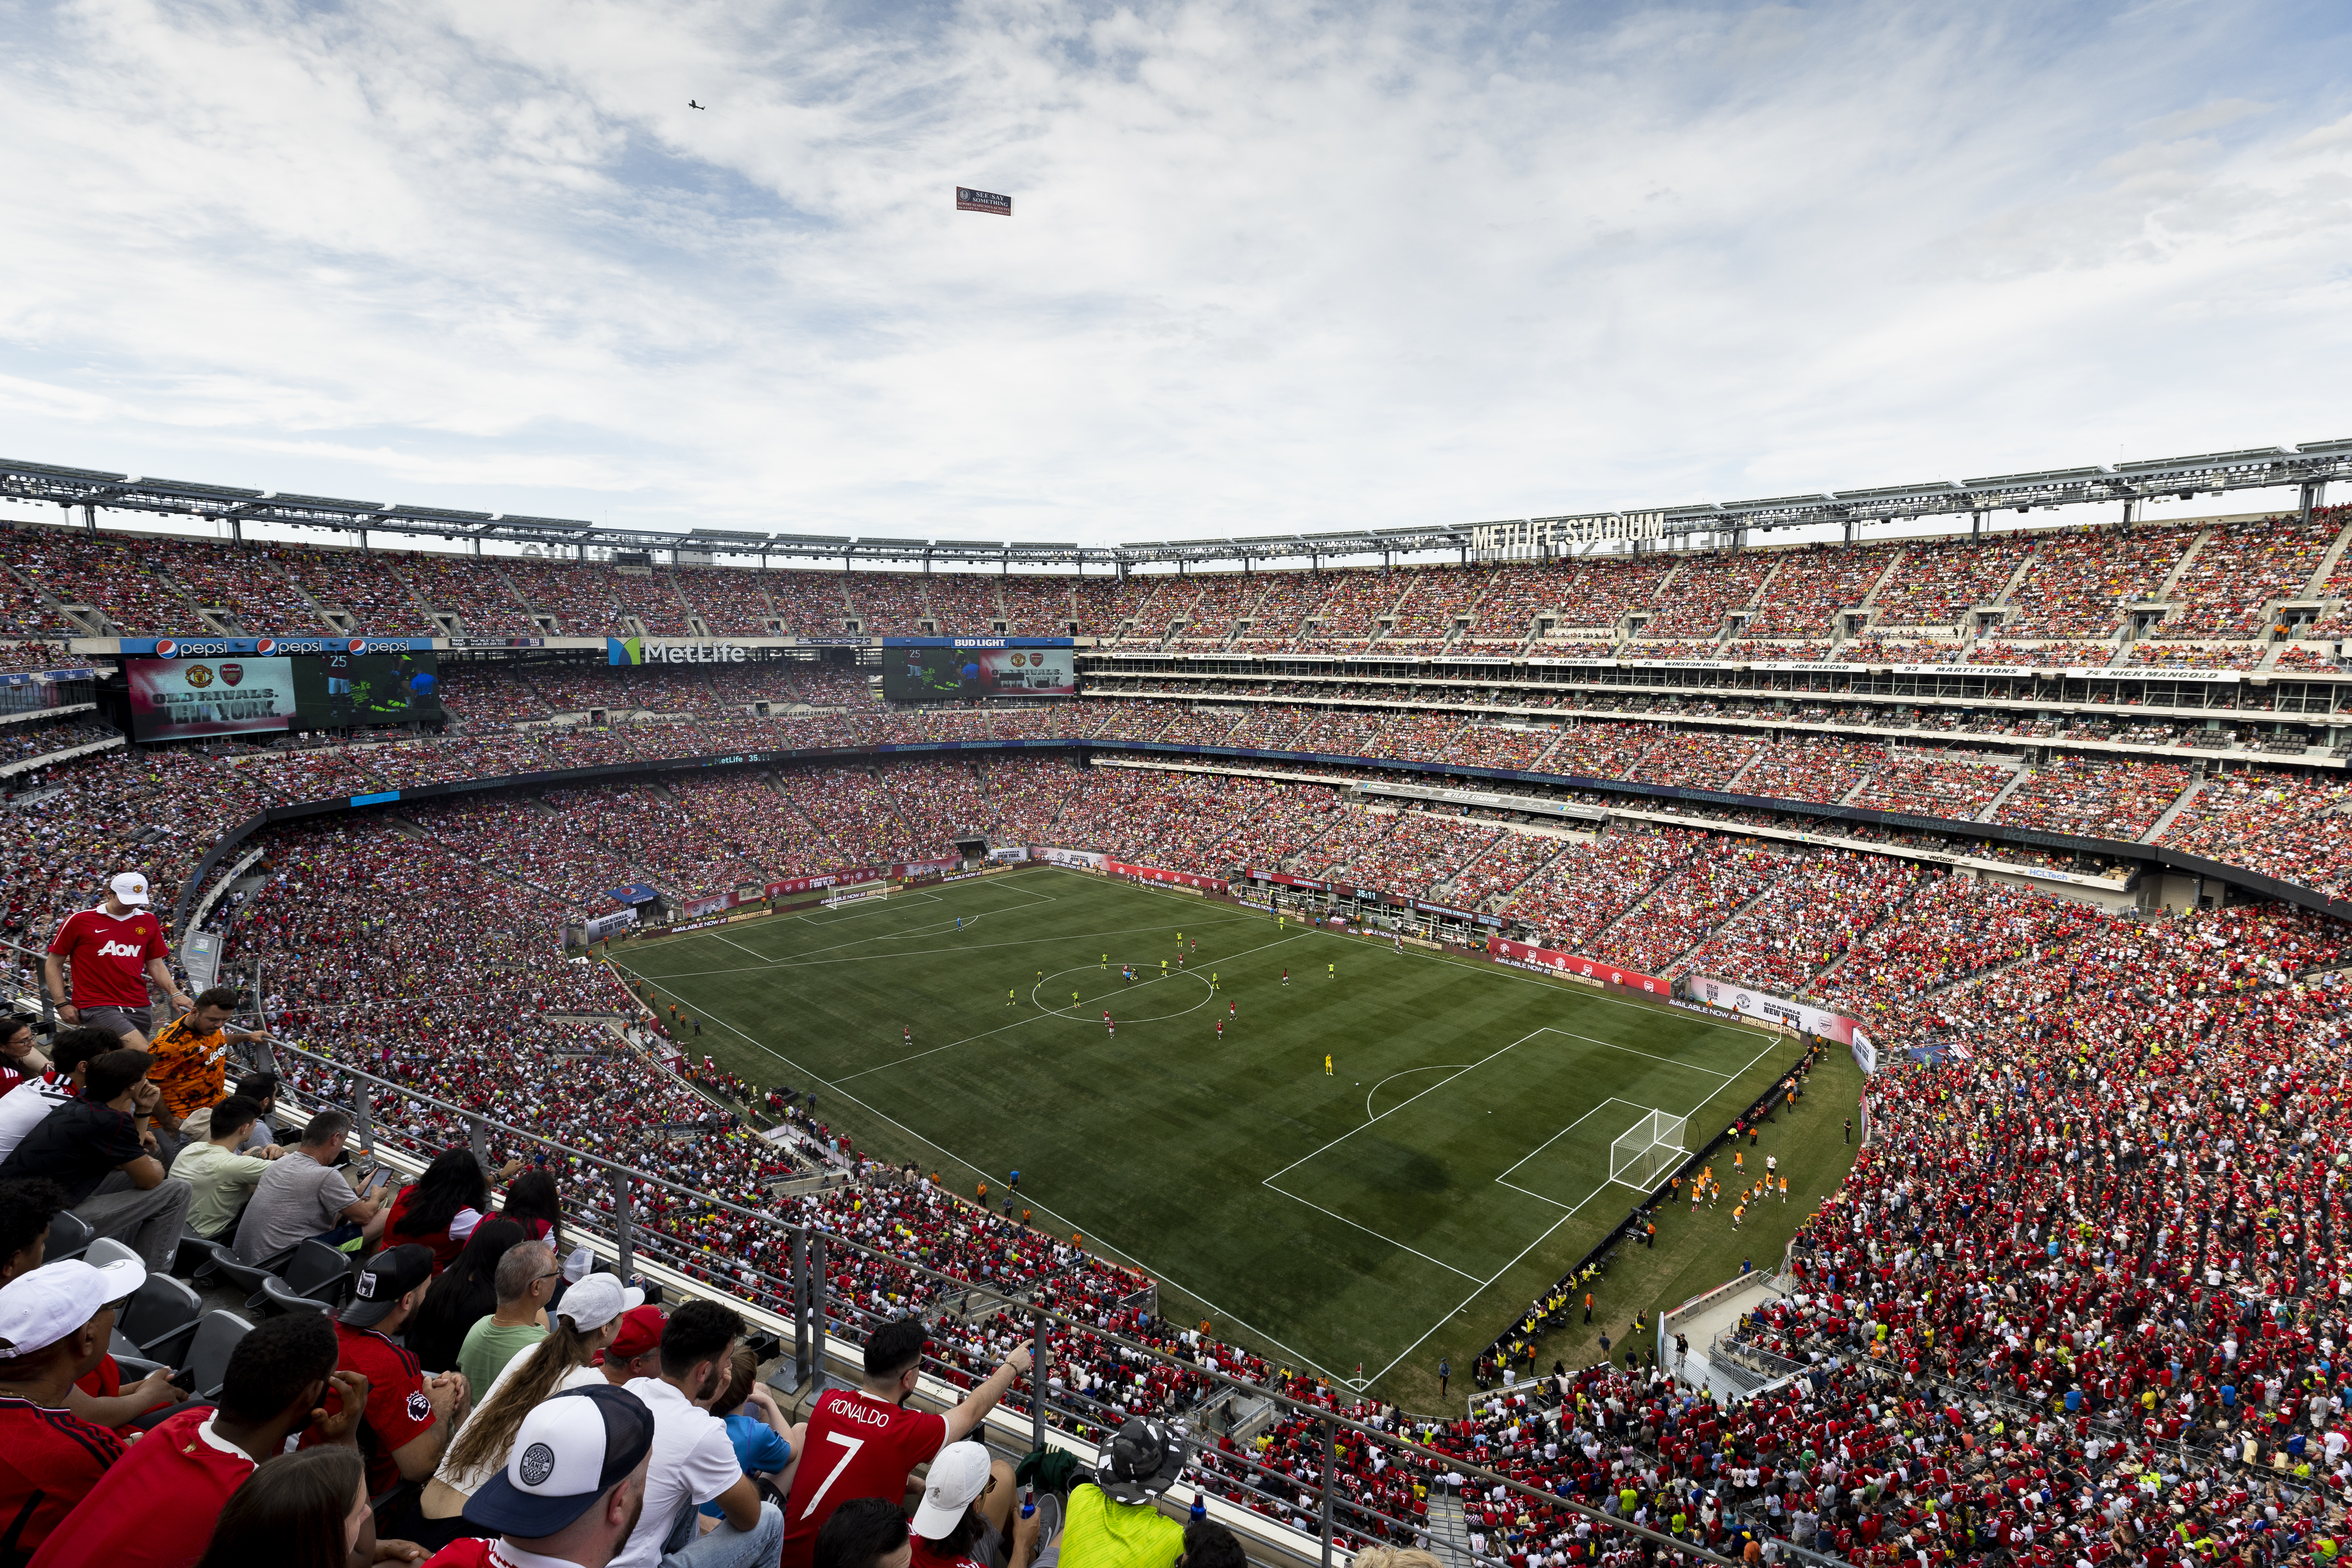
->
[6,438,2349,568]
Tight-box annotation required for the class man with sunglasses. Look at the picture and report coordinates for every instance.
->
[457,1239,560,1396]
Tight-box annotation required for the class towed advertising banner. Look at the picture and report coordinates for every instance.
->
[128,656,298,739]
[1486,936,1670,998]
[1688,974,1876,1074]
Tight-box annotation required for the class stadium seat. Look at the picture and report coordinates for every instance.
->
[249,1276,333,1316]
[182,1238,288,1312]
[182,1310,255,1403]
[82,1236,139,1269]
[121,1270,205,1364]
[44,1210,93,1262]
[280,1238,357,1307]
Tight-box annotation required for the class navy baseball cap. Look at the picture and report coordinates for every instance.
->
[466,1385,655,1537]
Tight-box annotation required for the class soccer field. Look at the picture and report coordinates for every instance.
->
[614,867,1828,1400]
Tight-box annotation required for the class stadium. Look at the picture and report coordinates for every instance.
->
[7,437,2352,1566]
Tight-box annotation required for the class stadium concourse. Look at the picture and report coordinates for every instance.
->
[13,508,2352,1565]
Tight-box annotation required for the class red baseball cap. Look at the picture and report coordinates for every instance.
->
[604,1303,666,1362]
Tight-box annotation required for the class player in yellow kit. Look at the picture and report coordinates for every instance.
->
[1323,1053,1334,1075]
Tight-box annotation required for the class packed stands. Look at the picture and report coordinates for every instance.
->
[1991,753,2192,840]
[398,551,539,633]
[1735,543,1888,639]
[843,571,929,635]
[2153,510,2345,637]
[1997,523,2197,639]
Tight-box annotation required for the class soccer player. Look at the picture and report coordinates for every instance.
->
[1216,1019,1224,1041]
[1281,968,1288,986]
[1326,962,1334,979]
[1007,988,1016,1007]
[1101,953,1107,968]
[904,1025,912,1046]
[1072,991,1080,1008]
[1323,1053,1333,1075]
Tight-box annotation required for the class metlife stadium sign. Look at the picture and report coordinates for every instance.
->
[607,638,750,666]
[1471,513,1665,558]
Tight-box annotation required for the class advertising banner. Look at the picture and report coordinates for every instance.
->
[127,656,297,739]
[1105,858,1226,892]
[1688,975,1876,1073]
[583,909,638,943]
[678,890,744,919]
[1037,847,1106,870]
[766,874,841,899]
[884,642,1076,701]
[608,638,751,666]
[1486,936,1670,998]
[605,882,663,906]
[988,846,1032,864]
[125,636,434,657]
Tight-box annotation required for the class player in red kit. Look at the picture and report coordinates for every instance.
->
[779,1319,1033,1568]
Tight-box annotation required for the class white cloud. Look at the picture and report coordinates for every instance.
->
[0,0,2347,547]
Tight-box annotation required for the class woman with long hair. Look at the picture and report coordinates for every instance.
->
[405,1216,526,1374]
[384,1145,496,1270]
[195,1446,370,1568]
[501,1165,564,1250]
[409,1272,643,1549]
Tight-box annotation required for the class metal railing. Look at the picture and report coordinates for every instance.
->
[252,1038,1751,1568]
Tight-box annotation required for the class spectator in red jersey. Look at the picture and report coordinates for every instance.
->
[41,871,192,1050]
[909,1441,1028,1568]
[28,1310,374,1568]
[387,1144,528,1272]
[302,1243,471,1494]
[0,1253,146,1559]
[0,1013,48,1097]
[0,1176,180,1433]
[779,1317,1034,1568]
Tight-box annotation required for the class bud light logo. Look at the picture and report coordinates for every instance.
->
[155,639,177,657]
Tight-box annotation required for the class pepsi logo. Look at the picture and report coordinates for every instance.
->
[347,638,366,653]
[155,639,177,657]
[255,638,276,654]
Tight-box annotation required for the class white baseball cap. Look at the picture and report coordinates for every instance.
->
[912,1441,995,1538]
[107,872,151,907]
[555,1271,647,1334]
[0,1257,147,1359]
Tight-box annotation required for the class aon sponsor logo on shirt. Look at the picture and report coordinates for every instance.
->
[96,940,148,959]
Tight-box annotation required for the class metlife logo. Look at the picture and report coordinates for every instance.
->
[607,637,749,666]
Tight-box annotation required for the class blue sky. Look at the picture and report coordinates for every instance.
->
[1,0,2347,548]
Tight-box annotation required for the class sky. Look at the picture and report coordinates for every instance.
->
[1,0,2348,552]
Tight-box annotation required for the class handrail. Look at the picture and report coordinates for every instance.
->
[256,1038,1750,1567]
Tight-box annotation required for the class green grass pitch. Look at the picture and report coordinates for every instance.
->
[613,867,1861,1406]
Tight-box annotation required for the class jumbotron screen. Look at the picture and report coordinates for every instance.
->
[883,645,1075,701]
[127,651,443,739]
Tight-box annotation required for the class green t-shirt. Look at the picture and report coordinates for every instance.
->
[169,1140,274,1239]
[1060,1484,1186,1568]
[457,1318,546,1401]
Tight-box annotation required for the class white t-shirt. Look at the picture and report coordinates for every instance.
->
[0,1077,73,1164]
[613,1376,744,1568]
[432,1361,606,1496]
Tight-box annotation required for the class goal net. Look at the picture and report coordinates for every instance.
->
[1608,1109,1688,1191]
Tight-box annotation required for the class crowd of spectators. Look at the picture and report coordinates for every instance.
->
[1992,755,2194,840]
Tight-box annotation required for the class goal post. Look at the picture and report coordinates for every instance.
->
[1608,1108,1688,1191]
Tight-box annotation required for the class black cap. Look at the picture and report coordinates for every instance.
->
[1097,1417,1190,1504]
[466,1385,656,1537]
[339,1243,434,1327]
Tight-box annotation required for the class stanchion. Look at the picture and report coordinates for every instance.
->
[1031,1307,1048,1454]
[1320,1416,1336,1568]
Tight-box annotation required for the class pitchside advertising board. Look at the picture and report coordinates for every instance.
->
[124,637,444,740]
[1688,974,1878,1075]
[882,639,1076,701]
